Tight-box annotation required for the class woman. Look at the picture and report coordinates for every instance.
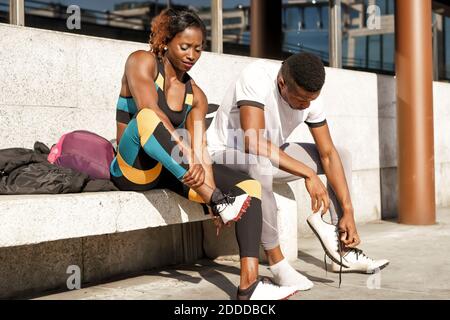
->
[109,8,297,300]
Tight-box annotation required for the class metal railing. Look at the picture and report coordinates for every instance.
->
[0,0,153,29]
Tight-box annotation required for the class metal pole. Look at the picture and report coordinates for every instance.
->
[250,0,282,59]
[251,0,262,57]
[211,0,223,54]
[329,0,342,68]
[9,0,25,26]
[395,0,436,225]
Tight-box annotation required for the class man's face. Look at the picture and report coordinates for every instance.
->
[278,75,321,110]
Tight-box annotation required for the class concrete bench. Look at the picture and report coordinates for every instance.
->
[0,191,207,248]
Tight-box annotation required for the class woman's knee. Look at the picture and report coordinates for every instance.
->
[135,108,163,138]
[236,178,262,201]
[136,108,161,122]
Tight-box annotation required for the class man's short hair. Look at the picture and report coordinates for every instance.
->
[281,52,325,92]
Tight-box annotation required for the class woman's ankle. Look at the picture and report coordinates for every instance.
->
[239,276,258,290]
[239,257,259,289]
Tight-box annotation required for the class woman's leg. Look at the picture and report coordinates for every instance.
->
[158,162,263,289]
[110,108,213,201]
[207,163,262,290]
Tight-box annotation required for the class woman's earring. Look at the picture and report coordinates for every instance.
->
[163,46,168,51]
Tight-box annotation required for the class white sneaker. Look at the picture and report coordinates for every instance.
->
[211,193,251,224]
[306,213,349,267]
[237,277,299,300]
[330,249,389,274]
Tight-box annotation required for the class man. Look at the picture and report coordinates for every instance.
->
[206,52,389,290]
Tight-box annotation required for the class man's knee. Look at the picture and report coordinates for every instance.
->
[247,156,274,188]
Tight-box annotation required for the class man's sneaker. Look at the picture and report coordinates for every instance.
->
[306,213,349,267]
[330,249,389,274]
[210,189,251,224]
[236,277,299,300]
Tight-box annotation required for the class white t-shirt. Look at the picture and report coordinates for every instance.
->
[206,59,326,155]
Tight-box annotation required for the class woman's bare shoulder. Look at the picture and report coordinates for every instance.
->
[125,50,158,75]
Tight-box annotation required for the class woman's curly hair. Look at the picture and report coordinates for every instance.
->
[150,8,207,57]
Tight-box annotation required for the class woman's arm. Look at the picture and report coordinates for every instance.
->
[124,50,192,158]
[185,83,216,190]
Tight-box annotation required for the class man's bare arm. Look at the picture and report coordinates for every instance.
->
[309,124,353,214]
[309,124,360,248]
[240,105,330,214]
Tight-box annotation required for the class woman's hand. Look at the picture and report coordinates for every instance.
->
[305,173,330,214]
[182,162,205,189]
[209,212,230,236]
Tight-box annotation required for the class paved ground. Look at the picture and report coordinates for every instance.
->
[36,208,450,300]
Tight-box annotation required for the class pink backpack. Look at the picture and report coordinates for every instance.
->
[48,130,115,180]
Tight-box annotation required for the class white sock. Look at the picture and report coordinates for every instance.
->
[269,258,314,291]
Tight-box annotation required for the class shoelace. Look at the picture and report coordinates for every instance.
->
[345,248,371,262]
[323,228,344,288]
[337,232,344,288]
[325,243,373,288]
[212,193,236,214]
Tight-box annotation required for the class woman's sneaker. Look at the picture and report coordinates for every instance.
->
[306,213,349,267]
[236,277,299,300]
[330,249,389,274]
[210,189,251,224]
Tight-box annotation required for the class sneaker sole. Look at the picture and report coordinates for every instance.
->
[231,196,251,222]
[246,289,299,301]
[330,261,390,274]
[296,285,314,291]
[306,219,350,268]
[280,289,300,300]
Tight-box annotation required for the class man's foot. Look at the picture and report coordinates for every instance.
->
[210,190,251,224]
[236,277,299,300]
[269,258,314,291]
[306,213,349,267]
[330,249,389,274]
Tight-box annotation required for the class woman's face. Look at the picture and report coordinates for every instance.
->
[166,26,204,72]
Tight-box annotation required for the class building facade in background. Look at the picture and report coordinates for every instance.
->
[0,0,449,80]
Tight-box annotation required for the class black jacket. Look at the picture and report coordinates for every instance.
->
[0,142,118,194]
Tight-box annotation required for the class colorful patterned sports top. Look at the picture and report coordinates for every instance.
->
[116,59,194,128]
